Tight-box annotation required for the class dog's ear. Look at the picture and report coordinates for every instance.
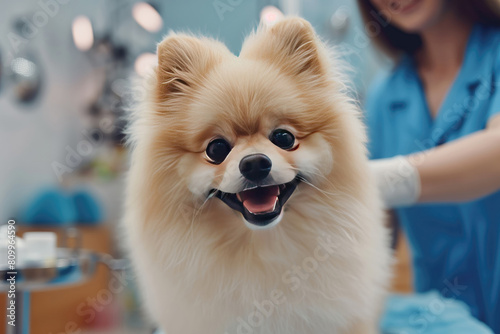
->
[241,17,327,79]
[156,34,226,101]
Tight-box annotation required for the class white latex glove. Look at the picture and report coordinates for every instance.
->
[369,155,421,208]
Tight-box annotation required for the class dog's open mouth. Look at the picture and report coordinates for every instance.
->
[213,177,300,228]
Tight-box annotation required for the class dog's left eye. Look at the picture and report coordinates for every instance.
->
[206,138,232,164]
[270,129,295,150]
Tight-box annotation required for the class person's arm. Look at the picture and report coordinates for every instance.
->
[412,114,500,202]
[370,114,500,207]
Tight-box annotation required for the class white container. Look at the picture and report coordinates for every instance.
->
[22,232,57,264]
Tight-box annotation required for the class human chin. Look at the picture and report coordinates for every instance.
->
[390,13,434,33]
[373,0,445,33]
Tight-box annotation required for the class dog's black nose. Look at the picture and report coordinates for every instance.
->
[239,154,272,182]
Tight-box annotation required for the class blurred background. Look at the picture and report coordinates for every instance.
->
[0,0,400,333]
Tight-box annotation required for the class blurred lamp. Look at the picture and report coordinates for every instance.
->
[0,50,2,87]
[132,2,163,33]
[9,56,42,103]
[260,6,284,27]
[134,52,157,77]
[72,16,94,51]
[11,57,36,77]
[329,6,350,37]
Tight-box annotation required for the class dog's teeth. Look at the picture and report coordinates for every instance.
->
[236,193,242,202]
[272,197,278,211]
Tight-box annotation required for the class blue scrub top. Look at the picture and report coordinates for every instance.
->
[366,23,500,332]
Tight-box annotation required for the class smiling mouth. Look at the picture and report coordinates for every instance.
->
[213,177,300,228]
[391,0,421,14]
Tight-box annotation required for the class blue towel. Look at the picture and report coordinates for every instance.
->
[380,291,493,334]
[153,291,493,334]
[72,189,102,224]
[22,189,76,225]
[22,188,103,225]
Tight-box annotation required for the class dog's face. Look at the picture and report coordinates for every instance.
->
[181,69,335,229]
[146,18,352,230]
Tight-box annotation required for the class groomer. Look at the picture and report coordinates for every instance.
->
[358,0,500,332]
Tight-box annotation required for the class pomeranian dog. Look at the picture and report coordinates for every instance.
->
[124,17,391,334]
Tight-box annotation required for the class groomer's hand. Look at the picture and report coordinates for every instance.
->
[369,156,421,209]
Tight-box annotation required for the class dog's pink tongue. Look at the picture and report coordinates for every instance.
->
[240,186,279,214]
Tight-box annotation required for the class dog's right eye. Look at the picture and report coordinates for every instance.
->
[205,138,232,164]
[270,129,296,150]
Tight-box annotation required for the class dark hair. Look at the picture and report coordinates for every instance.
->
[357,0,500,58]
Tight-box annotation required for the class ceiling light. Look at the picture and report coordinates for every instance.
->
[72,16,94,51]
[132,2,163,33]
[260,6,284,27]
[134,52,157,77]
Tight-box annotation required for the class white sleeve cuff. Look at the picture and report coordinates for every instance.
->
[370,155,421,208]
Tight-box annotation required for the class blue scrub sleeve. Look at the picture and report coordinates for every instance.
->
[487,52,500,123]
[364,73,388,160]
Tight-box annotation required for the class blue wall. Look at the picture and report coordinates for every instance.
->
[156,0,271,54]
[299,0,389,98]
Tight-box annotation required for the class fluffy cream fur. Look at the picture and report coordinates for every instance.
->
[124,17,392,334]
